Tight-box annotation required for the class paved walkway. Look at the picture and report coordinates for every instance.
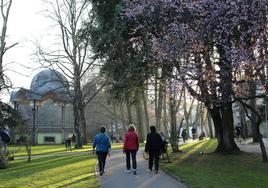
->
[100,149,187,188]
[237,138,268,154]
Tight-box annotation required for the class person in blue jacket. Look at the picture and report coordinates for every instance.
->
[93,127,111,176]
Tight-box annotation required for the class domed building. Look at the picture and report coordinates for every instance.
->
[30,69,69,97]
[10,69,74,145]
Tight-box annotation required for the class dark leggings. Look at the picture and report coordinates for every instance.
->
[149,150,160,171]
[96,151,108,173]
[125,150,137,170]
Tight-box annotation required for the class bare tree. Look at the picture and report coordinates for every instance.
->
[0,0,17,92]
[37,0,99,148]
[0,0,17,166]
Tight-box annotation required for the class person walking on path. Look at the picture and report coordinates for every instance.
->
[0,127,10,152]
[93,127,111,176]
[181,129,188,143]
[145,125,164,174]
[191,127,196,140]
[123,124,139,175]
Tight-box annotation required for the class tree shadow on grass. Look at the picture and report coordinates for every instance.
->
[11,145,68,157]
[9,155,78,169]
[52,173,98,188]
[170,140,218,164]
[0,155,94,184]
[181,140,217,152]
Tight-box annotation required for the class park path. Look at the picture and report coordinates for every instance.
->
[99,149,187,188]
[237,138,268,154]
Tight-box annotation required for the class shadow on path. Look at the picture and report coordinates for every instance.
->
[100,149,187,188]
[237,138,268,154]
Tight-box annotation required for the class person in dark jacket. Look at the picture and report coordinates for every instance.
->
[93,127,111,176]
[191,127,196,140]
[145,126,164,174]
[181,129,188,143]
[123,124,139,175]
[0,127,10,151]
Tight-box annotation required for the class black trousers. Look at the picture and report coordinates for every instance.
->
[149,150,160,171]
[96,151,108,173]
[125,150,137,170]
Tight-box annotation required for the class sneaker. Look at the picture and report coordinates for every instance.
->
[148,168,152,172]
[155,171,158,174]
[133,169,137,175]
[126,170,130,173]
[100,172,103,176]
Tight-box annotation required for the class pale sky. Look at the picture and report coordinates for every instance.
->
[2,0,53,102]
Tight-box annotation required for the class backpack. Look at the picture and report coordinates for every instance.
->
[1,130,11,143]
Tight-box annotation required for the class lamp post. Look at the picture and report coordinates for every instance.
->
[58,102,66,143]
[32,100,36,146]
[265,66,268,138]
[265,97,268,138]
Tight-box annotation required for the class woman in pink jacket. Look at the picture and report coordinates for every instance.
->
[123,124,139,175]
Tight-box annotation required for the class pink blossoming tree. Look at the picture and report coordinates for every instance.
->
[120,0,268,155]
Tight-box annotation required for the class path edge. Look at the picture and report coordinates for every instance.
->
[161,168,184,183]
[95,161,101,187]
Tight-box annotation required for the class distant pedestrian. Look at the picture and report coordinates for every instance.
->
[191,127,196,140]
[235,126,241,138]
[93,127,111,176]
[235,126,242,143]
[181,129,188,143]
[123,124,139,175]
[0,127,10,151]
[145,126,164,174]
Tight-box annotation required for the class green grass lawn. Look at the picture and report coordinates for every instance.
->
[162,139,268,188]
[8,143,123,157]
[0,143,124,187]
[0,154,98,188]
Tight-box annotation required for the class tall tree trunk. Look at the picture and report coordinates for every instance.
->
[169,92,178,152]
[237,98,268,162]
[163,87,168,135]
[209,105,239,153]
[220,104,239,152]
[155,70,165,130]
[81,105,87,144]
[73,76,82,148]
[258,128,268,162]
[141,89,149,137]
[241,100,268,162]
[239,103,248,139]
[249,86,259,142]
[73,99,82,148]
[264,98,268,138]
[126,94,133,124]
[183,89,195,128]
[119,103,127,132]
[193,101,202,129]
[207,110,214,138]
[200,106,208,135]
[211,45,239,153]
[209,107,224,152]
[113,102,119,138]
[135,91,144,142]
[154,70,158,127]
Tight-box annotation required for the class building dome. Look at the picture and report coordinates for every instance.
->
[30,69,69,96]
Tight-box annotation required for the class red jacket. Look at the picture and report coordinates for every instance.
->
[123,131,139,151]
